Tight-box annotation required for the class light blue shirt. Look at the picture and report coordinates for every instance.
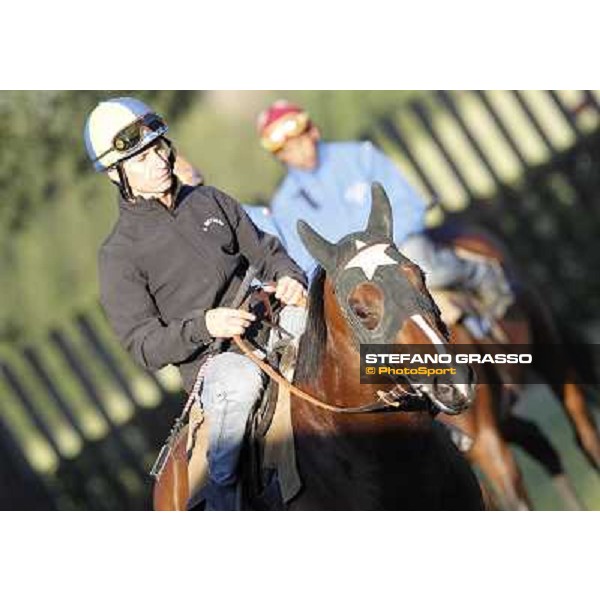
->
[266,141,427,276]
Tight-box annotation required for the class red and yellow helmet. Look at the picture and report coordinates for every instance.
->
[256,100,312,153]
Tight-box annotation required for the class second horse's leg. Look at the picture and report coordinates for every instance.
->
[468,385,532,510]
[502,415,585,510]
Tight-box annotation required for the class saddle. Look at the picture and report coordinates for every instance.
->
[185,290,302,510]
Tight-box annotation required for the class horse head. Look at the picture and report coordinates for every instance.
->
[297,182,475,415]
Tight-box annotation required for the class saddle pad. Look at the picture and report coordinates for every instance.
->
[186,402,210,502]
[262,345,302,503]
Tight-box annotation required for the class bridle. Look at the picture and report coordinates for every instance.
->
[232,333,435,415]
[228,265,438,416]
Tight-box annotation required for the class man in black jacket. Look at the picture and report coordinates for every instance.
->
[84,97,307,510]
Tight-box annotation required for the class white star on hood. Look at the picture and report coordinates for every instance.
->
[344,243,398,280]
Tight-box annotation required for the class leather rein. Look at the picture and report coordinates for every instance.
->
[230,271,433,416]
[210,268,434,417]
[149,269,432,479]
[232,333,429,415]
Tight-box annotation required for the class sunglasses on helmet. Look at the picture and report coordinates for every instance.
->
[98,113,167,160]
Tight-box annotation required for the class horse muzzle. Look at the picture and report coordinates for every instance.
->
[420,365,477,415]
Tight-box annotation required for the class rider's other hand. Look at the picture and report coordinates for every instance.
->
[270,276,307,306]
[205,308,256,338]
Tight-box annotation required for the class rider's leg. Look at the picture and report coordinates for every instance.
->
[200,352,264,509]
[400,234,473,289]
[399,234,513,314]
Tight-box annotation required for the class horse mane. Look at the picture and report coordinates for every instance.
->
[294,267,327,385]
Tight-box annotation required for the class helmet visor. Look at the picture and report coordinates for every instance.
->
[98,113,167,161]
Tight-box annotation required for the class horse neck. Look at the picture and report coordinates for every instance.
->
[291,333,438,509]
[289,276,448,509]
[292,296,432,494]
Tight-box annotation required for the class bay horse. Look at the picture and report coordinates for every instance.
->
[153,183,485,510]
[432,226,600,510]
[282,186,485,509]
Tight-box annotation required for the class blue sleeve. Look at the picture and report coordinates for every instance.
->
[242,204,283,240]
[269,180,318,279]
[271,209,317,279]
[362,143,427,243]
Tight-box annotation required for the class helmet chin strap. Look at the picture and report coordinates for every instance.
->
[164,137,177,170]
[115,163,134,201]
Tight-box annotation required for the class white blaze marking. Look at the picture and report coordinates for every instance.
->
[410,314,447,353]
[410,314,472,401]
[355,240,367,250]
[344,243,398,280]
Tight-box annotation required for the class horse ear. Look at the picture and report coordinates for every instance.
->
[366,182,394,240]
[297,220,337,272]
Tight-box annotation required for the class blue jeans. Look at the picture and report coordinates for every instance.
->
[199,305,306,487]
[400,234,474,289]
[400,234,514,332]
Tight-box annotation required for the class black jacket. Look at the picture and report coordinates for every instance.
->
[98,185,307,392]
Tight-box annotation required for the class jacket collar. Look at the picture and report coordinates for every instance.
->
[117,179,194,217]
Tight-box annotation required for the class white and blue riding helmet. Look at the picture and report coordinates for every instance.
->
[84,97,168,172]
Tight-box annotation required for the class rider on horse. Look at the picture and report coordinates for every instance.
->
[84,97,308,510]
[252,100,513,335]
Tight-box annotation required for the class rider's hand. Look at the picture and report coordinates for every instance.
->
[205,308,256,338]
[264,277,307,307]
